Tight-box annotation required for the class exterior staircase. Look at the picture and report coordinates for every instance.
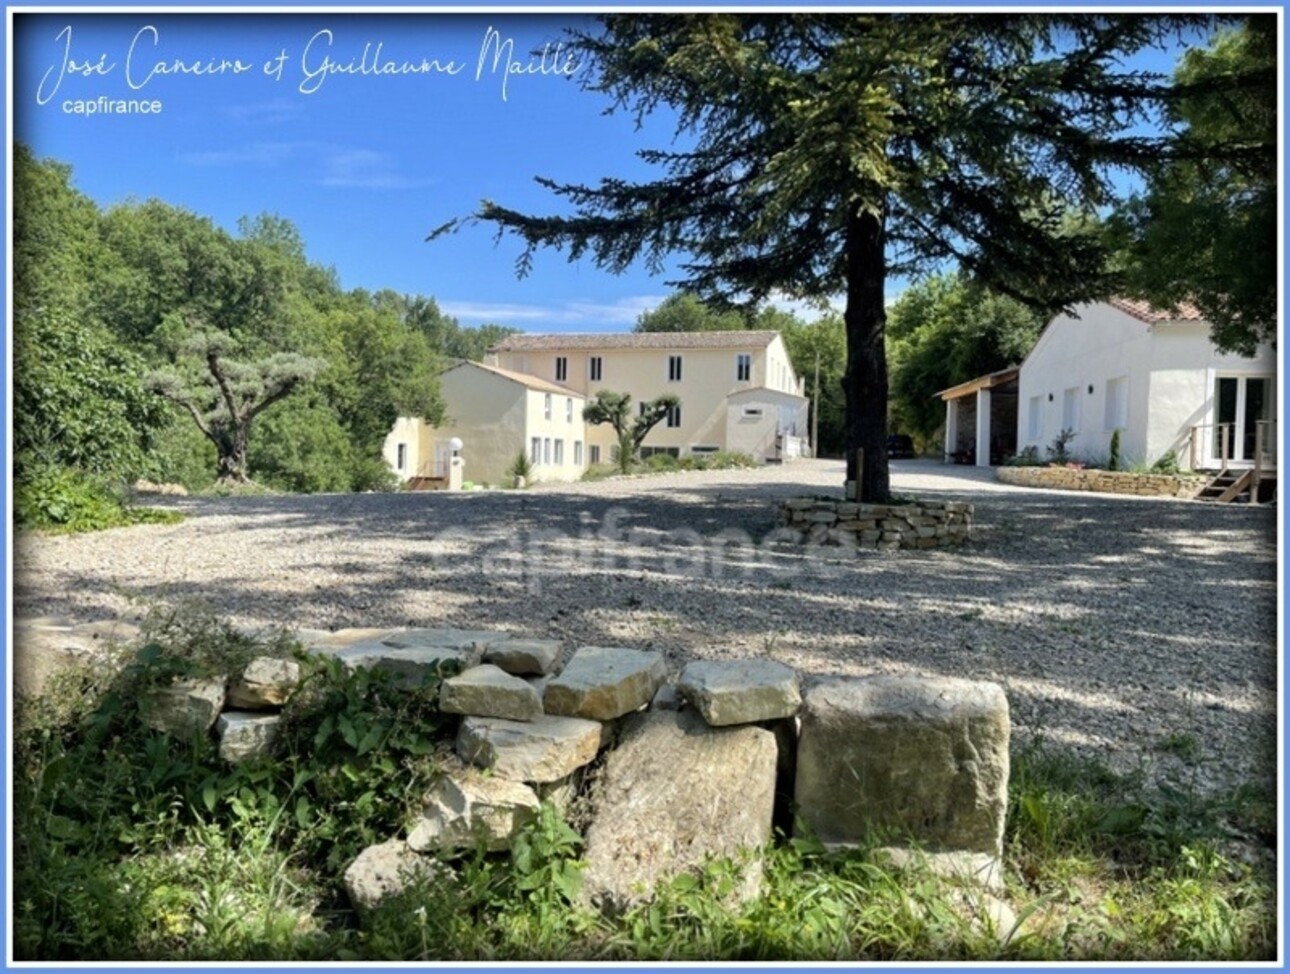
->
[1195,469,1277,504]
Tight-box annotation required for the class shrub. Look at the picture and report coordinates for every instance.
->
[507,450,534,486]
[644,453,679,471]
[1005,446,1044,467]
[1108,429,1122,471]
[1047,428,1077,464]
[15,465,183,533]
[1151,450,1180,474]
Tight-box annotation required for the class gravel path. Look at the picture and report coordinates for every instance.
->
[14,459,1279,793]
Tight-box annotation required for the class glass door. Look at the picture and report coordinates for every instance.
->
[1212,375,1276,465]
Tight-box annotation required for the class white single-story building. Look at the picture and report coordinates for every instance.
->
[1012,298,1277,470]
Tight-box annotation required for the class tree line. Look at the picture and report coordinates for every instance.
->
[13,143,516,521]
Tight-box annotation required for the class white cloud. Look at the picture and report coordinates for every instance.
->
[221,100,302,125]
[179,141,433,190]
[180,142,298,166]
[318,148,436,190]
[439,294,667,330]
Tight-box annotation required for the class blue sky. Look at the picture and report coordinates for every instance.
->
[13,11,1204,333]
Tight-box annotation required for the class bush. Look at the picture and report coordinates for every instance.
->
[14,465,182,533]
[1151,450,1180,474]
[1005,446,1045,467]
[1108,429,1123,471]
[1047,428,1077,464]
[644,453,679,471]
[507,450,534,486]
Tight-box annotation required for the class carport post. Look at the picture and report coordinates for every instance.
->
[944,398,959,464]
[975,388,992,467]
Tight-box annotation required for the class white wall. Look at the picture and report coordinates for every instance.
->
[1017,303,1154,462]
[382,416,426,482]
[522,388,587,484]
[1018,305,1279,467]
[1146,324,1278,467]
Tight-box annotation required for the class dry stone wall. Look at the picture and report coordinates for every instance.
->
[778,498,972,550]
[996,465,1208,498]
[18,617,1011,921]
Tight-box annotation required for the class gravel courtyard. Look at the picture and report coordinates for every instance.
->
[14,459,1279,793]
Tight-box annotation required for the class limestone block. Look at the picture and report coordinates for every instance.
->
[483,638,561,676]
[795,675,1009,857]
[439,664,543,721]
[328,640,482,686]
[581,709,777,914]
[227,656,300,709]
[343,839,445,918]
[457,714,602,783]
[382,628,509,652]
[141,677,227,738]
[650,682,684,711]
[217,711,282,763]
[543,646,666,721]
[677,659,802,726]
[406,771,540,852]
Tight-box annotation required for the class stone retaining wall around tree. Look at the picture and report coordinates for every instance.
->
[996,465,1208,499]
[777,498,972,550]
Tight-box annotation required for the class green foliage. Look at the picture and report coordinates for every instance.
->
[506,450,535,485]
[15,307,167,480]
[1109,19,1276,356]
[780,312,847,457]
[887,275,1045,442]
[14,466,183,533]
[635,291,747,332]
[1047,429,1077,465]
[583,390,681,473]
[248,397,356,493]
[1151,450,1180,475]
[1108,430,1123,471]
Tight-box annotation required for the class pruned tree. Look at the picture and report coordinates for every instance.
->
[434,13,1261,502]
[148,327,323,483]
[583,389,681,473]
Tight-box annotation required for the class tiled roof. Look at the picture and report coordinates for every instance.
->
[489,330,781,352]
[446,361,580,397]
[1107,296,1206,323]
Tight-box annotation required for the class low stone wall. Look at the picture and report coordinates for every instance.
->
[778,498,972,550]
[18,618,1012,925]
[996,465,1208,499]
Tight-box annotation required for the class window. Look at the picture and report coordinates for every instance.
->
[639,402,649,417]
[574,441,583,466]
[544,393,552,420]
[1061,386,1080,433]
[530,437,541,464]
[589,444,601,464]
[555,357,568,382]
[640,446,680,460]
[668,355,683,382]
[666,404,682,428]
[1027,396,1042,440]
[1104,376,1128,431]
[554,439,564,464]
[736,353,752,382]
[589,356,603,382]
[396,443,407,471]
[691,445,719,455]
[742,407,764,418]
[543,438,552,464]
[566,397,573,423]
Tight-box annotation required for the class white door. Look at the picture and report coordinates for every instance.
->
[432,440,454,478]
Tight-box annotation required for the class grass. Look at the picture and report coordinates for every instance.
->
[582,451,758,482]
[12,608,1277,962]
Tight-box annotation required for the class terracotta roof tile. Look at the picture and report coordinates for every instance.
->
[1107,296,1207,323]
[489,330,780,352]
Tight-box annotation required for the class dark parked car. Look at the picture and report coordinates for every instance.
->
[886,434,916,459]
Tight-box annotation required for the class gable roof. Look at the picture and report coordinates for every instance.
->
[444,360,580,397]
[489,330,780,353]
[1106,296,1206,323]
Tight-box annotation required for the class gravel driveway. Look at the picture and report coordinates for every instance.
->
[14,459,1279,793]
